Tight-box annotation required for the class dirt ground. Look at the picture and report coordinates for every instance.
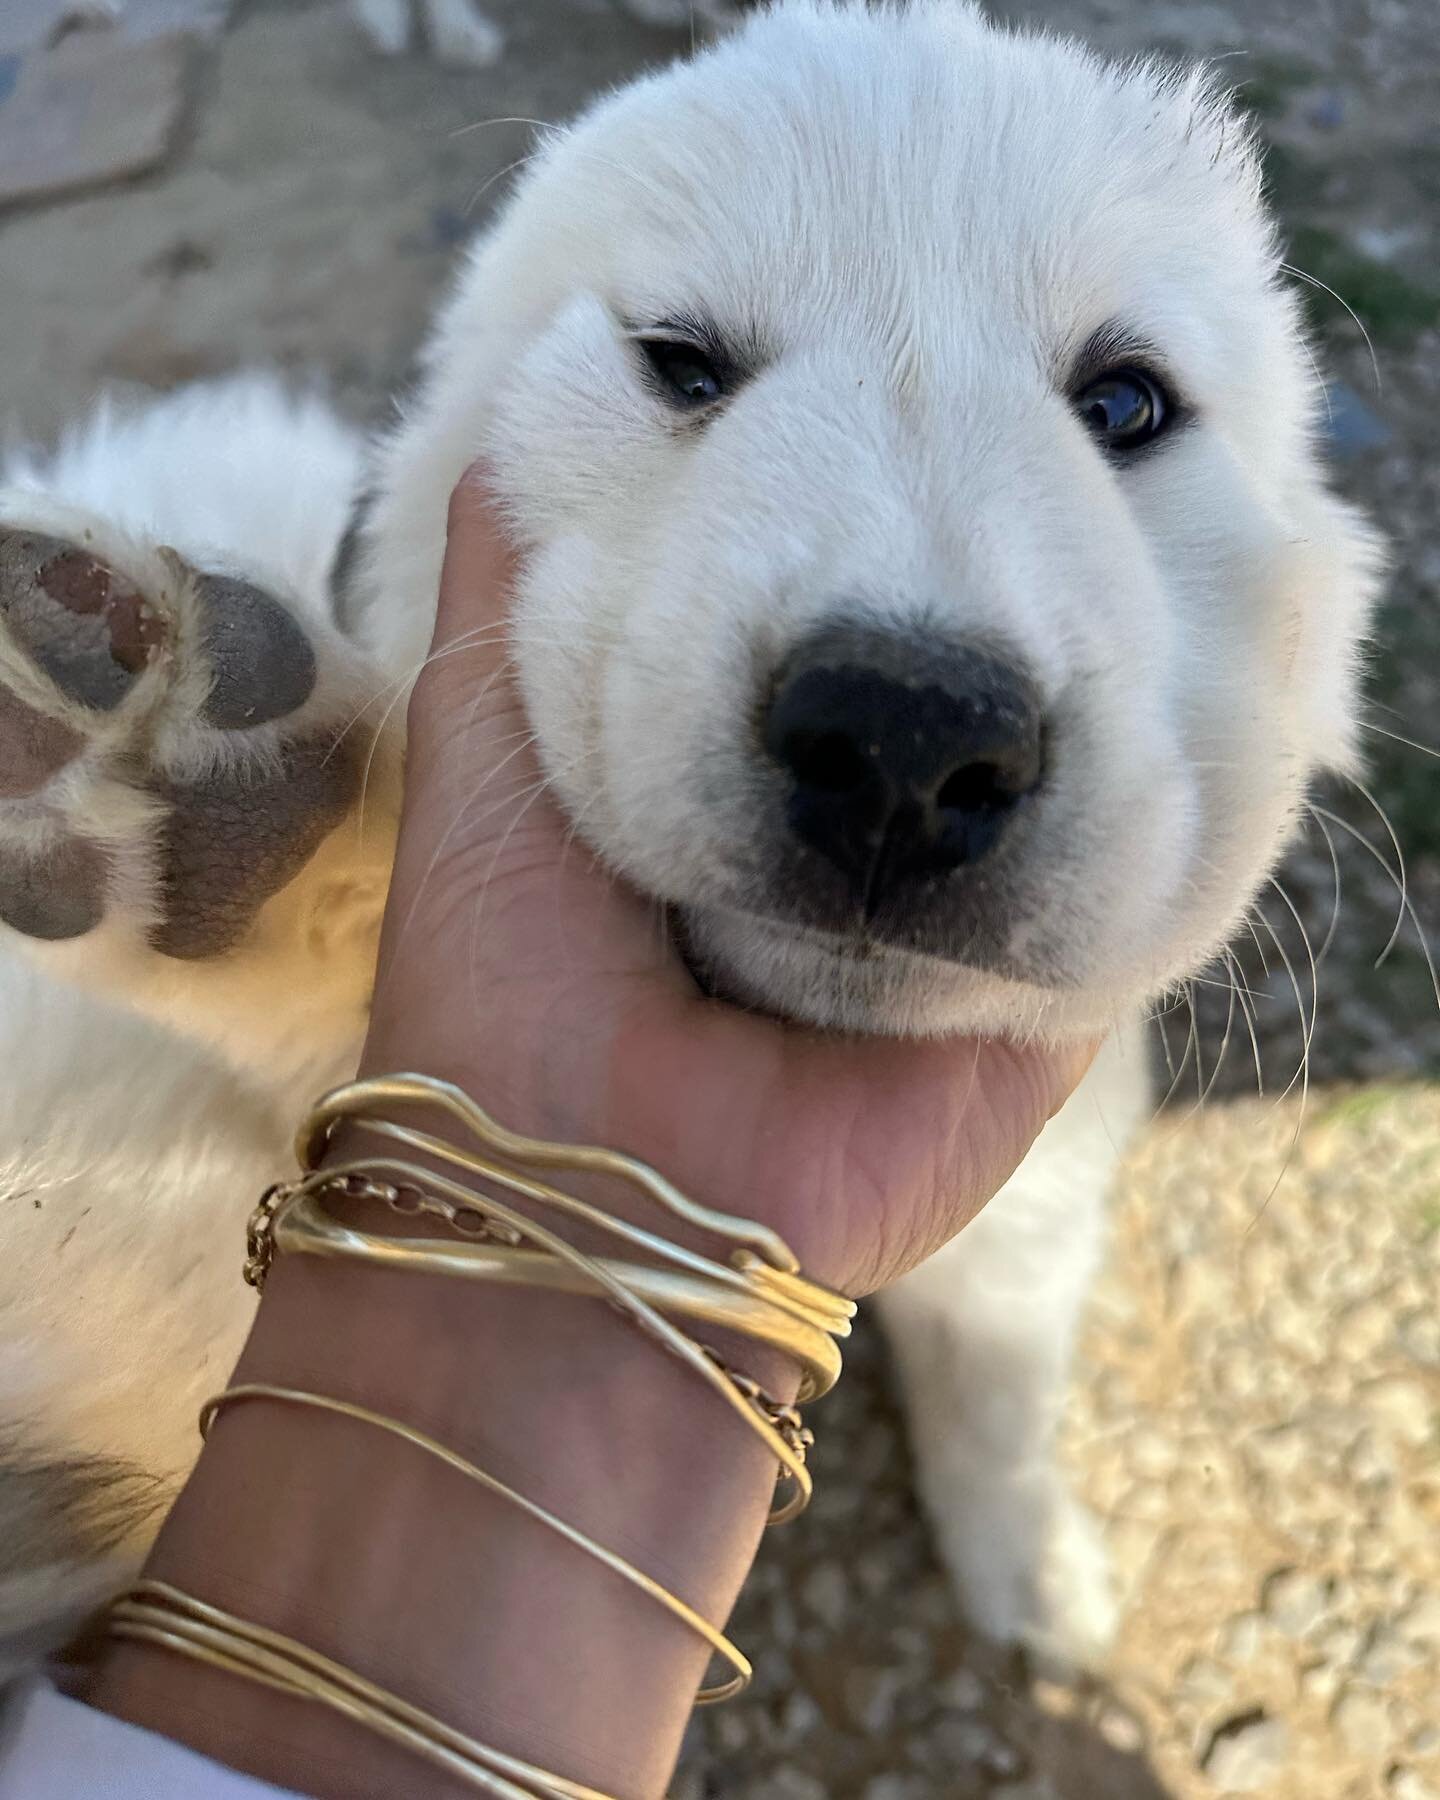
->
[1,2,1436,1795]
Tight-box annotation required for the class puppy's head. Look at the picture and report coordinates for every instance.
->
[374,0,1382,1040]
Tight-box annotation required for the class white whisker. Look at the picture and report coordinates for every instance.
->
[1280,260,1381,394]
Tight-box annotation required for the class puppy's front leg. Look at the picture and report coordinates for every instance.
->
[0,500,397,1090]
[876,1036,1149,1668]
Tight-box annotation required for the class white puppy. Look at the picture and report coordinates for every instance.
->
[0,0,1379,1680]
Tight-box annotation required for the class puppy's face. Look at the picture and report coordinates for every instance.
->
[391,1,1381,1040]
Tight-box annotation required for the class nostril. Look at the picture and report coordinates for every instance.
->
[936,760,1010,817]
[782,729,871,796]
[935,732,1044,818]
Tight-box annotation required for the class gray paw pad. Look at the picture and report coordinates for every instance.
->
[195,576,317,730]
[0,530,165,712]
[0,686,84,798]
[0,834,106,940]
[148,736,358,959]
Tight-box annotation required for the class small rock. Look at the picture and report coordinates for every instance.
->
[1334,1299,1394,1360]
[1263,1569,1330,1638]
[992,1783,1060,1800]
[1246,1424,1308,1479]
[711,1709,751,1754]
[777,1689,822,1741]
[1313,1621,1362,1670]
[767,1771,827,1800]
[1176,1655,1234,1706]
[1300,1661,1344,1702]
[799,1563,848,1630]
[935,1666,985,1712]
[1389,1772,1440,1800]
[1201,1712,1291,1792]
[1304,89,1345,130]
[844,1665,905,1735]
[1218,1613,1267,1665]
[1357,1623,1425,1684]
[866,1777,936,1800]
[1398,1310,1440,1367]
[1332,1685,1397,1756]
[1097,1703,1145,1753]
[1264,1291,1329,1360]
[1126,1427,1179,1479]
[1358,1378,1436,1449]
[929,1717,1021,1777]
[1348,1429,1401,1486]
[0,27,192,206]
[1409,1725,1440,1755]
[1397,1592,1440,1649]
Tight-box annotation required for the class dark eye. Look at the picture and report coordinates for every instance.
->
[635,337,726,409]
[1075,368,1171,451]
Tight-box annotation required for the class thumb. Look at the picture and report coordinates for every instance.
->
[363,473,684,1093]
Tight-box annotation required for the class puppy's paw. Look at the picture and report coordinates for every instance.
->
[1025,1494,1121,1673]
[932,1480,1119,1674]
[0,519,364,957]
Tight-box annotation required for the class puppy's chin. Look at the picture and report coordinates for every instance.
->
[673,902,1008,1040]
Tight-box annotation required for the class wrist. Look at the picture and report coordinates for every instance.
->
[89,1253,786,1800]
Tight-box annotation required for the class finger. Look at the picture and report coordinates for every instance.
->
[365,472,687,1097]
[400,471,528,824]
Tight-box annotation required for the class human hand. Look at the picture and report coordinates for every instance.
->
[363,473,1096,1298]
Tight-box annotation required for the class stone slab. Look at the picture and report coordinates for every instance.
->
[0,1,232,57]
[0,28,192,207]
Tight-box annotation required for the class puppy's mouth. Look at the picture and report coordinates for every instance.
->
[670,902,889,1004]
[667,897,1064,1031]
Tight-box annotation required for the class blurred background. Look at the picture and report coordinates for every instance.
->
[1,1,1435,1795]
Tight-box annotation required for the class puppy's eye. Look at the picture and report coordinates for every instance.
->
[635,337,726,408]
[1075,368,1171,451]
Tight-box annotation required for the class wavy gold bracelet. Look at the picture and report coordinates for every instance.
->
[246,1073,854,1525]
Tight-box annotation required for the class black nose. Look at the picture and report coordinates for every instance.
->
[762,624,1046,912]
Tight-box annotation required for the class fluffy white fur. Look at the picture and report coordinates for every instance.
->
[0,1,1380,1681]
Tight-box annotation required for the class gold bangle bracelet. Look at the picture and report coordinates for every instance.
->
[283,1078,856,1361]
[297,1073,800,1273]
[200,1383,753,1704]
[108,1580,614,1799]
[267,1161,816,1524]
[245,1073,853,1529]
[274,1184,844,1401]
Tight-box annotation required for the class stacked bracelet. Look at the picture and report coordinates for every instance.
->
[109,1071,855,1797]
